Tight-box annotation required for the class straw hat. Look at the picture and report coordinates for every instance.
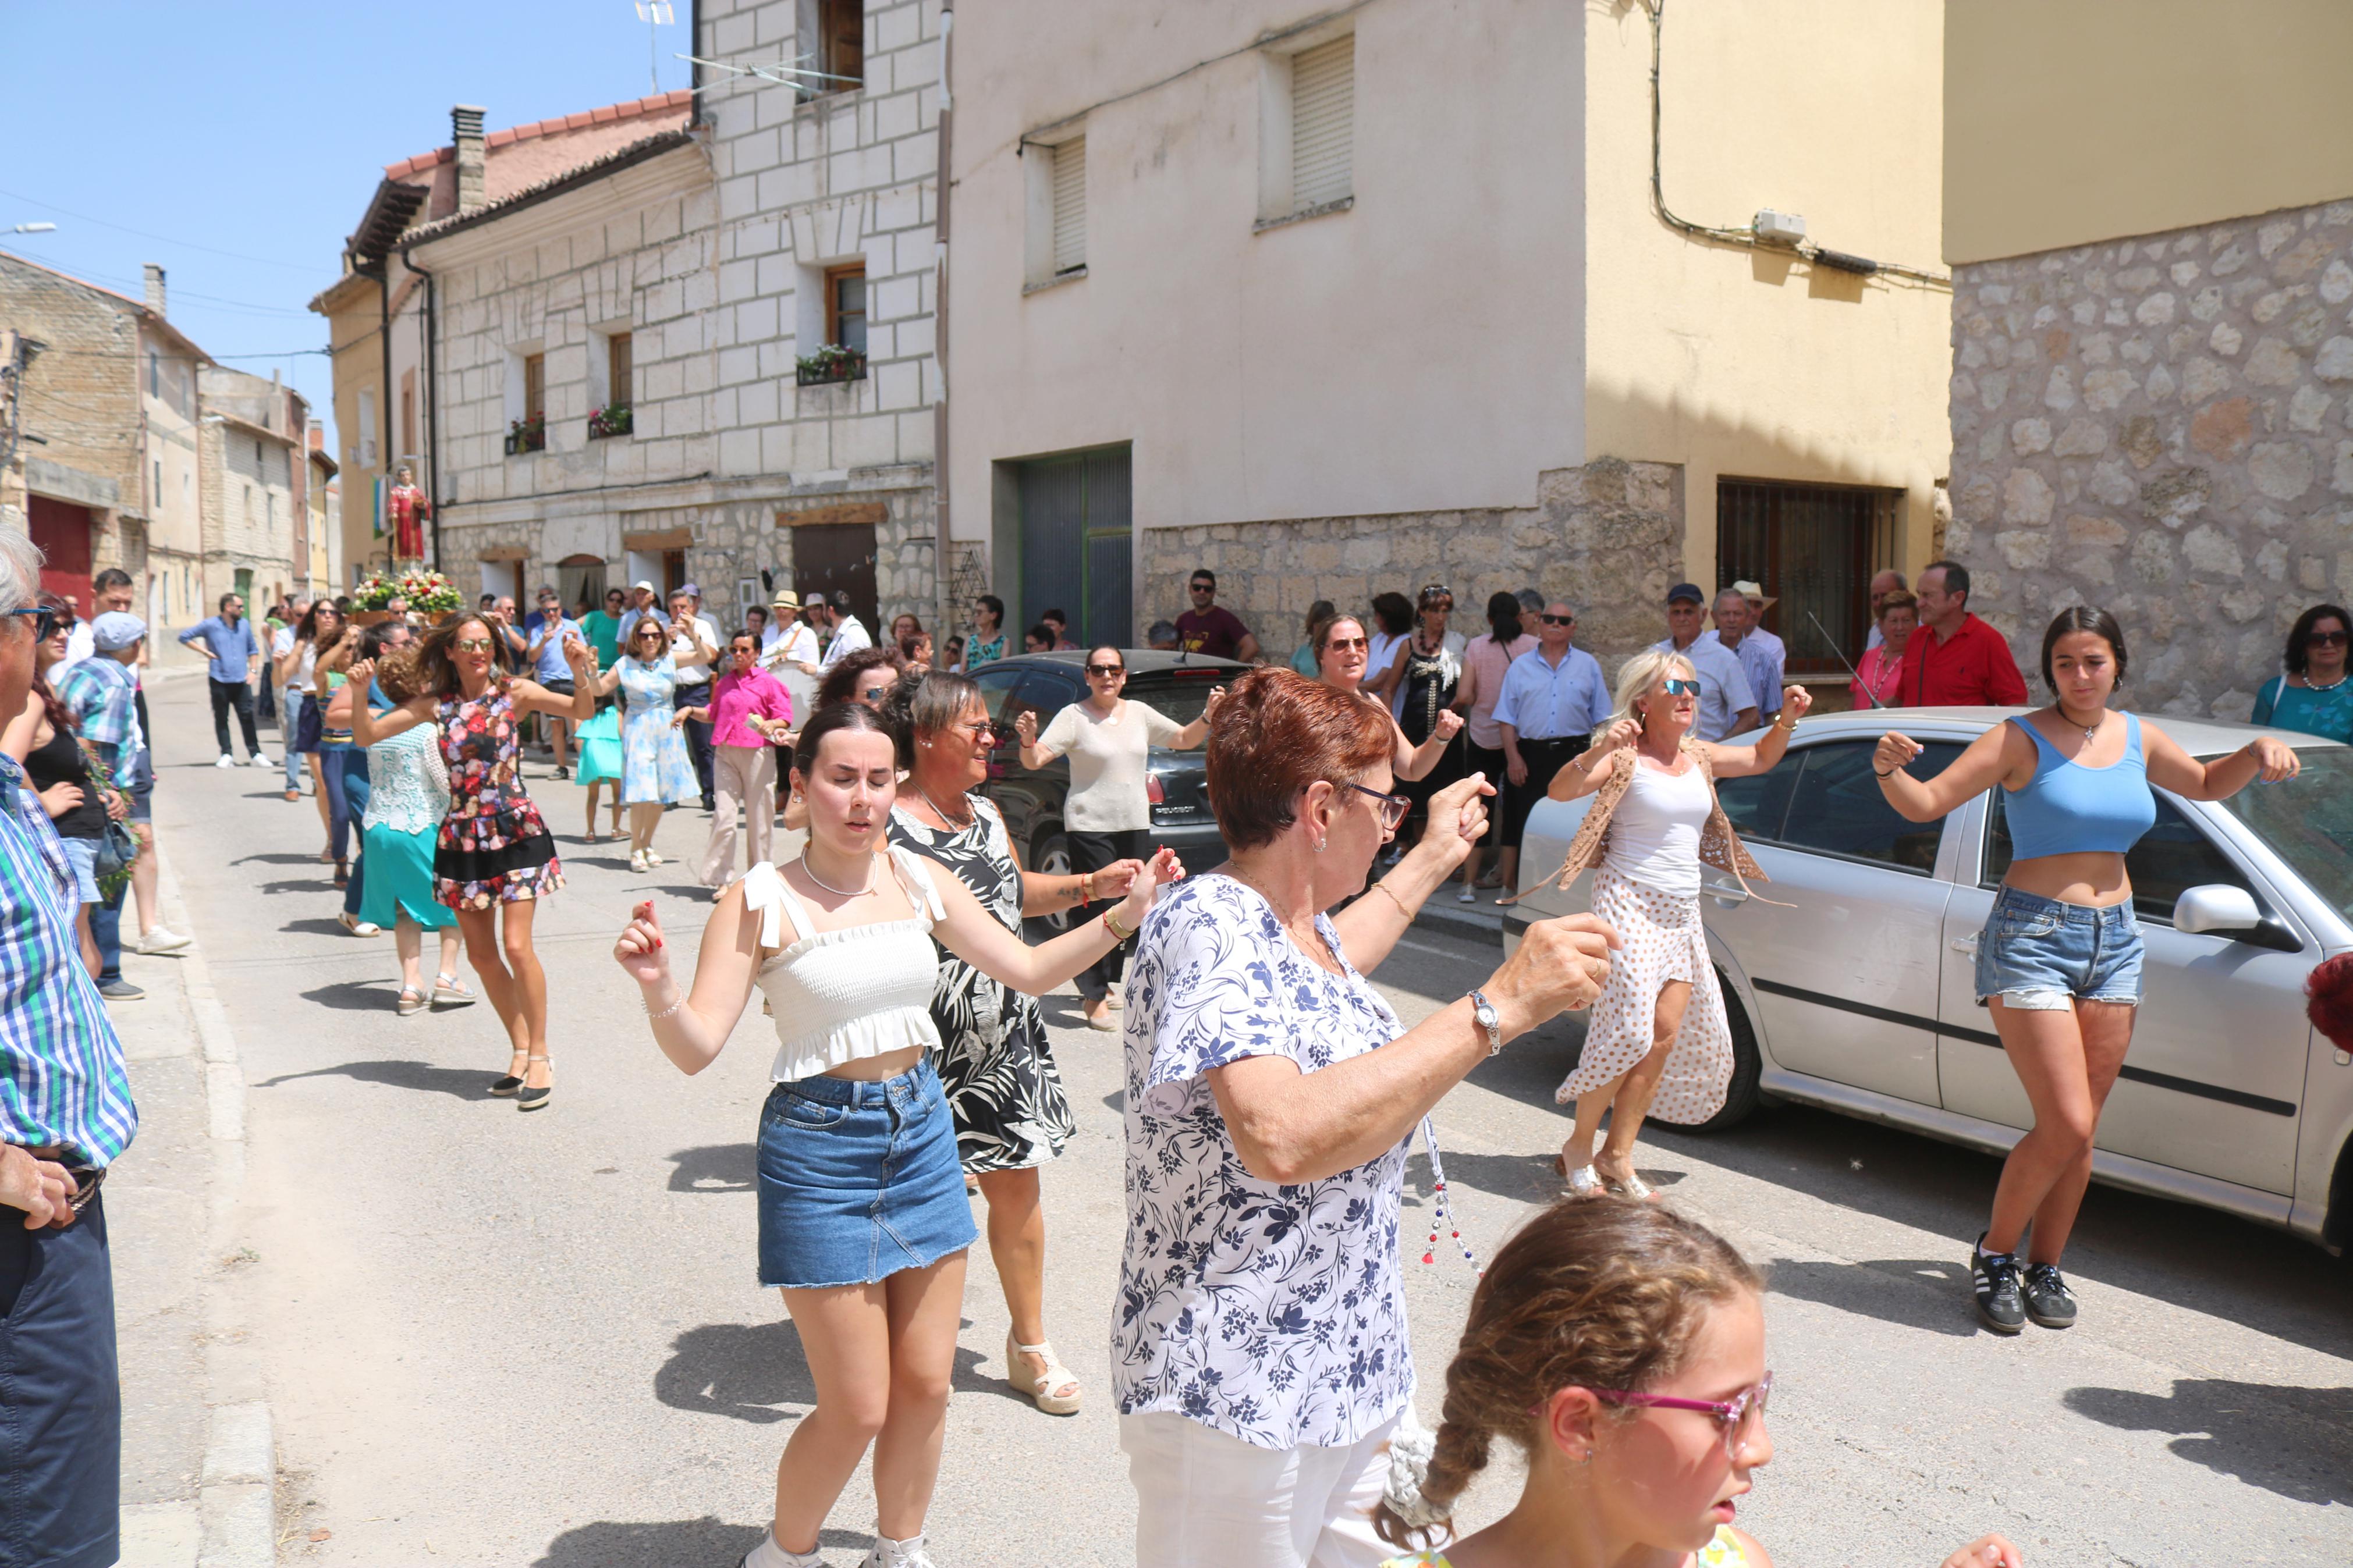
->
[769,588,802,611]
[1730,578,1778,612]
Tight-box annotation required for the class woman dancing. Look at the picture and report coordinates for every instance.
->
[1311,613,1464,781]
[350,614,595,1111]
[1875,606,2295,1332]
[585,614,715,872]
[356,646,472,1015]
[897,669,1148,1415]
[611,699,1183,1568]
[1544,650,1808,1199]
[677,630,794,895]
[274,598,346,841]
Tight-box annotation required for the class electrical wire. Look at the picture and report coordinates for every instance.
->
[0,184,318,272]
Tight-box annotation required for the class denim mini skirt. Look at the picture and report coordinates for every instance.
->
[755,1056,978,1290]
[1974,884,2144,1012]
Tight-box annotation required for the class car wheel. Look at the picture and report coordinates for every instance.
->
[1690,968,1763,1133]
[1035,831,1074,933]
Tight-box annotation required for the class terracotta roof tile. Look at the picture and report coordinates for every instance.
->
[382,90,691,181]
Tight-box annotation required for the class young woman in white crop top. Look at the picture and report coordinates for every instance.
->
[613,699,1183,1568]
[1543,648,1809,1202]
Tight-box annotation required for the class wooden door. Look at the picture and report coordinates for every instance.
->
[793,522,878,635]
[27,496,91,606]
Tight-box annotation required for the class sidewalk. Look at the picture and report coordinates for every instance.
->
[105,842,276,1568]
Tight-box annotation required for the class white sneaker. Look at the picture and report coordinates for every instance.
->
[215,755,235,769]
[251,752,275,768]
[860,1536,937,1568]
[133,927,192,955]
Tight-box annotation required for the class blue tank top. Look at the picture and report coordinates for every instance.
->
[2002,713,2156,861]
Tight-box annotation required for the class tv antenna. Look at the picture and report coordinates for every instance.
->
[635,1,675,95]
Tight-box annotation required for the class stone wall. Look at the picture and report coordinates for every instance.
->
[1135,458,1683,673]
[1949,198,2353,716]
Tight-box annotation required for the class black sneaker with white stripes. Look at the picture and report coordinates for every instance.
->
[1971,1233,2025,1334]
[2021,1261,2078,1328]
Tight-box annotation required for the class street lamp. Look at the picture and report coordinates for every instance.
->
[9,222,58,234]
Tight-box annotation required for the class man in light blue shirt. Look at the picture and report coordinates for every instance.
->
[1653,583,1758,742]
[175,593,270,769]
[1490,600,1612,897]
[1698,584,1784,721]
[524,586,583,778]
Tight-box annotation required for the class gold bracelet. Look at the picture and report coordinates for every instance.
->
[1102,905,1137,941]
[1371,881,1414,920]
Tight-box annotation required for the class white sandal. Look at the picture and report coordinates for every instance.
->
[1006,1331,1081,1416]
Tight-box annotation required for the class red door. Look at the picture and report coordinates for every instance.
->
[27,495,93,606]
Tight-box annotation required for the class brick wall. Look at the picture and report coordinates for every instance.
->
[0,256,144,582]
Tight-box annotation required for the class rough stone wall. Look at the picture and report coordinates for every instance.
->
[688,467,936,632]
[1135,458,1683,674]
[0,258,144,585]
[1949,198,2353,717]
[197,421,298,610]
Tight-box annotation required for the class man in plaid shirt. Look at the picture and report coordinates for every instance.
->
[0,534,140,1568]
[56,613,149,1001]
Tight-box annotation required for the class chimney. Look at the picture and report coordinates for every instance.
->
[452,105,488,214]
[143,263,166,317]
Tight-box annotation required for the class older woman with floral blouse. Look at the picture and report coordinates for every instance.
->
[1114,667,1616,1567]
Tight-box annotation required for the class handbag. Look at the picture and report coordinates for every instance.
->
[93,817,139,883]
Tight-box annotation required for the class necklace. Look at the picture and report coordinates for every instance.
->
[799,854,876,898]
[2306,673,2348,693]
[919,784,975,829]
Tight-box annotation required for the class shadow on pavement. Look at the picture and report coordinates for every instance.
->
[669,1144,755,1193]
[1761,1256,1977,1338]
[656,1319,1009,1425]
[2063,1378,2353,1505]
[254,1059,497,1101]
[281,917,356,938]
[233,851,328,867]
[532,1518,869,1566]
[256,878,331,897]
[569,855,636,873]
[299,979,399,1013]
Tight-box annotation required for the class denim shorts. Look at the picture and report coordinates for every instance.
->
[1974,885,2143,1011]
[755,1056,977,1290]
[59,837,101,905]
[125,749,152,823]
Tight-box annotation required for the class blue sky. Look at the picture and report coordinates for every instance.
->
[0,1,699,453]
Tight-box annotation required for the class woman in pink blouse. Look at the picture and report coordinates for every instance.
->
[677,631,795,894]
[1850,589,1916,710]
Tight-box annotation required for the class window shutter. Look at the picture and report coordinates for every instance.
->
[1052,137,1087,275]
[1290,34,1354,210]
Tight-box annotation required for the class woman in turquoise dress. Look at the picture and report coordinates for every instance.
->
[356,647,471,1016]
[2252,603,2353,743]
[587,616,715,870]
[572,706,624,841]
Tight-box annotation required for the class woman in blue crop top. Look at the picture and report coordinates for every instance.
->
[1872,607,2298,1338]
[611,698,1184,1568]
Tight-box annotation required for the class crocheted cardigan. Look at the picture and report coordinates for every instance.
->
[1550,739,1769,891]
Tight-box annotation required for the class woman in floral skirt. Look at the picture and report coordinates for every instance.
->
[352,613,595,1111]
[587,616,715,871]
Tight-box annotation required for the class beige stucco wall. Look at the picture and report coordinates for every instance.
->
[1582,0,1953,594]
[1945,0,2353,266]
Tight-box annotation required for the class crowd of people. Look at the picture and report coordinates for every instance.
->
[8,528,2352,1568]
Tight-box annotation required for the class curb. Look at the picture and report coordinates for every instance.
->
[152,841,278,1568]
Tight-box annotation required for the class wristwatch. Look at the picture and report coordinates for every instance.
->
[1467,989,1501,1056]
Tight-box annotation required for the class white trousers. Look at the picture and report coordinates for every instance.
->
[701,744,776,887]
[1120,1410,1397,1568]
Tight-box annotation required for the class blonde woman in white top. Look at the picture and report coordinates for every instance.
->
[613,699,1183,1568]
[1542,650,1808,1200]
[1013,644,1220,1027]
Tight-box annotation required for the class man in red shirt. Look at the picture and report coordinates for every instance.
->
[1173,569,1261,662]
[1898,560,2029,706]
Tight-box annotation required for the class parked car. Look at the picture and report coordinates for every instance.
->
[968,649,1244,928]
[1505,705,2353,1251]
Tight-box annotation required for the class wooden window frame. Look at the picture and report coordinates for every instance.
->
[606,332,633,410]
[820,0,864,91]
[824,263,868,353]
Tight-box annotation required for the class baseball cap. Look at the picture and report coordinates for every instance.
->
[631,579,655,592]
[1666,582,1706,605]
[93,611,147,651]
[677,582,701,599]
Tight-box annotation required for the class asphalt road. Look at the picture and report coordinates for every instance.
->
[123,677,2353,1567]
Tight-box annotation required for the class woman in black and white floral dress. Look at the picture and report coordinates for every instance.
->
[885,670,1144,1418]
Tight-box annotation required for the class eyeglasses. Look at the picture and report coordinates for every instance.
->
[957,719,1001,742]
[1575,1373,1772,1462]
[1325,636,1368,652]
[2,607,61,641]
[1335,780,1411,831]
[456,637,494,652]
[1663,678,1701,697]
[1539,613,1574,626]
[2309,630,2349,647]
[1086,664,1126,677]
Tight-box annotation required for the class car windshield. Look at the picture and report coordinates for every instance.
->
[1125,672,1226,729]
[2216,746,2353,916]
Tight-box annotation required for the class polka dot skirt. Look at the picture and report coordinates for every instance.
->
[1555,869,1734,1125]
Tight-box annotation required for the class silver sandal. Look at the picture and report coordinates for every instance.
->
[1562,1162,1607,1200]
[1602,1168,1658,1201]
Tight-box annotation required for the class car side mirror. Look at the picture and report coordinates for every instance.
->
[2171,883,2300,951]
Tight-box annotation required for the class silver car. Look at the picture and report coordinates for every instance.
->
[1504,706,2353,1252]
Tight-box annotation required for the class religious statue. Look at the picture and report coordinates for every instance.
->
[386,465,431,563]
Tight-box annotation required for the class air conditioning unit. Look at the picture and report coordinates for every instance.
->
[1752,209,1808,246]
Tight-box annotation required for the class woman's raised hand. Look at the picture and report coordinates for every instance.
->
[2247,734,2300,783]
[1482,913,1620,1039]
[1432,708,1464,741]
[345,657,377,691]
[1873,731,1924,776]
[1114,846,1186,925]
[613,899,669,987]
[1092,857,1146,900]
[563,633,597,675]
[1013,710,1038,746]
[1415,772,1493,870]
[1599,716,1642,756]
[1780,684,1814,723]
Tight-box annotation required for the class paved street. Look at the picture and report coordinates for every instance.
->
[113,677,2353,1567]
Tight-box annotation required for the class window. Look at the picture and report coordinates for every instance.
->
[523,353,546,419]
[147,350,158,398]
[1716,479,1899,675]
[825,265,867,354]
[607,332,633,408]
[1051,137,1087,276]
[1776,739,1962,873]
[357,389,378,469]
[402,369,416,457]
[1985,791,2255,923]
[1290,34,1354,210]
[152,461,161,511]
[801,0,863,95]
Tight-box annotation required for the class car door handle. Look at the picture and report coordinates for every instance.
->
[1949,934,1979,955]
[1704,880,1750,906]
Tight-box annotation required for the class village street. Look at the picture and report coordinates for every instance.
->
[101,675,2353,1568]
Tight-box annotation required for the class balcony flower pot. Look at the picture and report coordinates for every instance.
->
[796,345,867,386]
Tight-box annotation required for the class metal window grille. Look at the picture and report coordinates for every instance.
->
[1291,34,1354,210]
[1052,137,1087,275]
[1716,479,1898,675]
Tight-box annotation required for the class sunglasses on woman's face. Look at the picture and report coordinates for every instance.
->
[1326,636,1368,653]
[1086,663,1126,677]
[456,637,494,653]
[2310,629,2349,647]
[1662,678,1701,697]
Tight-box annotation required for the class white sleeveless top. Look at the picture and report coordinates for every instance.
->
[1602,761,1712,900]
[740,846,948,1083]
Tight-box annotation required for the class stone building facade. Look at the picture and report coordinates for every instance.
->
[197,365,306,613]
[1947,198,2353,716]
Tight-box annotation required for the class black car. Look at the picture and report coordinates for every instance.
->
[969,649,1244,929]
